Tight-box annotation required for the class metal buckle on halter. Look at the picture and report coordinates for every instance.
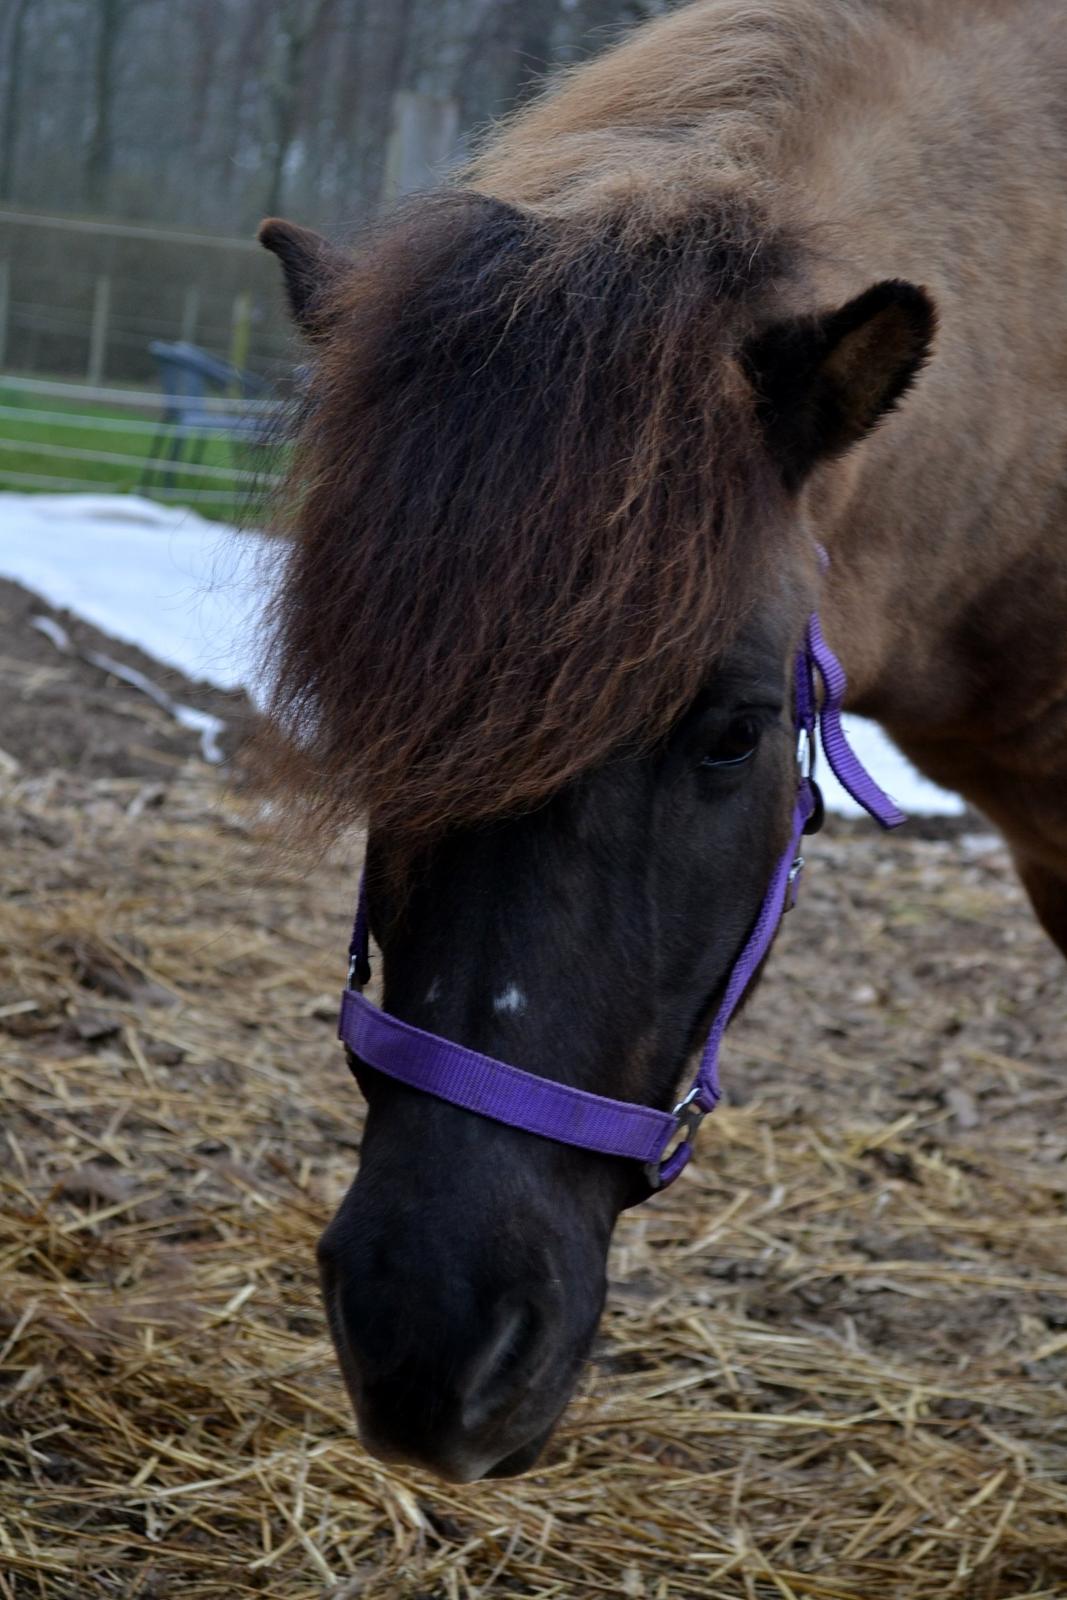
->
[785,853,806,910]
[643,1085,708,1191]
[797,721,825,836]
[797,723,816,781]
[347,952,371,990]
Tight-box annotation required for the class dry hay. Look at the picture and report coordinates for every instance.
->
[2,760,1067,1599]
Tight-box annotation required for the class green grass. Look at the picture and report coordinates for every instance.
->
[0,381,283,523]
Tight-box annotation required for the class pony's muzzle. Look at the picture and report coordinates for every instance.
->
[317,1213,581,1482]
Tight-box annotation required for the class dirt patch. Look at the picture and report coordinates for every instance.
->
[0,576,255,777]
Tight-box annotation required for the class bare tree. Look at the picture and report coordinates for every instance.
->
[3,0,689,229]
[0,0,34,198]
[262,0,336,217]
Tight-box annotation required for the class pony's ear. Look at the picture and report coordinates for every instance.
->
[258,217,348,336]
[745,280,936,486]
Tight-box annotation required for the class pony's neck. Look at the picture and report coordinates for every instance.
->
[784,1,1067,748]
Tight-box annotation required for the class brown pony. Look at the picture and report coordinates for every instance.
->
[258,0,1067,1481]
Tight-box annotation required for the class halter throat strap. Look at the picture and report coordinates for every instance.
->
[338,612,903,1195]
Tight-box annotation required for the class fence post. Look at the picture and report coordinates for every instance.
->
[180,284,200,343]
[229,290,252,381]
[87,273,111,385]
[0,261,9,369]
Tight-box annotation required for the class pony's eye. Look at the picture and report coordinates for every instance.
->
[700,716,763,769]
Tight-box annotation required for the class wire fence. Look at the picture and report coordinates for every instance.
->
[0,213,298,523]
[0,373,288,519]
[0,209,294,387]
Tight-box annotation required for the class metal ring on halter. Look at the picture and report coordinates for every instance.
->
[643,1085,709,1190]
[803,779,826,836]
[797,724,816,781]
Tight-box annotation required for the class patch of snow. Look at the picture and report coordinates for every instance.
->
[29,613,72,652]
[1,492,269,695]
[170,705,226,766]
[31,605,226,765]
[959,831,1001,856]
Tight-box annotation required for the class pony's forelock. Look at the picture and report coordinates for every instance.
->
[258,185,794,843]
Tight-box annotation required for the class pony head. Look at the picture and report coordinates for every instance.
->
[259,188,932,1480]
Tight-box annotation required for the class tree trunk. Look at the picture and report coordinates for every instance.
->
[361,0,417,213]
[85,0,123,210]
[379,0,471,204]
[262,0,334,218]
[0,0,33,199]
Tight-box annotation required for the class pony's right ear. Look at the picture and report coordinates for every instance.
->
[258,217,348,337]
[745,280,936,488]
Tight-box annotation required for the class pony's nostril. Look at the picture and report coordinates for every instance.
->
[460,1300,542,1433]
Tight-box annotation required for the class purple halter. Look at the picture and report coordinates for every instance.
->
[338,612,904,1195]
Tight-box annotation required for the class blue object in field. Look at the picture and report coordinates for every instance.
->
[145,340,274,488]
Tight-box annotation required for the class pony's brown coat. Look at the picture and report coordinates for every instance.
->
[264,0,1067,943]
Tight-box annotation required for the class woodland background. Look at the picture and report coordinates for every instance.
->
[0,0,685,232]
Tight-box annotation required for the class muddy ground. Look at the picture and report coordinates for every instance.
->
[0,576,254,778]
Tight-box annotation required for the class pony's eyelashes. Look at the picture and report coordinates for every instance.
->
[699,713,765,768]
[675,699,783,775]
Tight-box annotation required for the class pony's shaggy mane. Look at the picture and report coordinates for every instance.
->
[261,184,794,842]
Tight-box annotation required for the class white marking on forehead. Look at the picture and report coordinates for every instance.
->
[424,978,441,1004]
[493,984,526,1015]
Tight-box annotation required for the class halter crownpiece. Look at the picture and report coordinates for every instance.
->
[338,610,904,1199]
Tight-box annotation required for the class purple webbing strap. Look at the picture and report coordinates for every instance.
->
[339,987,678,1162]
[341,782,814,1174]
[692,786,813,1107]
[806,615,906,830]
[653,779,816,1185]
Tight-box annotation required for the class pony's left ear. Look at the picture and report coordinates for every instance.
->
[258,217,349,337]
[745,280,936,486]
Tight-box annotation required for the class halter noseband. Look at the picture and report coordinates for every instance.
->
[338,612,904,1198]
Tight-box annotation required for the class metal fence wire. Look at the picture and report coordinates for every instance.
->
[0,374,286,514]
[0,211,297,519]
[0,208,295,387]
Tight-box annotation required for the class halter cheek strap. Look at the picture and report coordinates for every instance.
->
[338,612,904,1197]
